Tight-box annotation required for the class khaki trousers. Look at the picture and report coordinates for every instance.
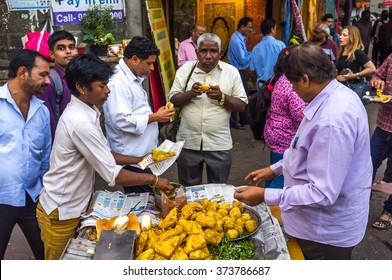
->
[36,202,80,260]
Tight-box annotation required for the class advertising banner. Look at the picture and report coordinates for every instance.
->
[51,0,125,26]
[145,0,176,96]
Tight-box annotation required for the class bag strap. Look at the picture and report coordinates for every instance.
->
[49,69,64,123]
[37,19,53,52]
[177,61,198,115]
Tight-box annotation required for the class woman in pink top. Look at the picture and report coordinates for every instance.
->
[264,46,307,188]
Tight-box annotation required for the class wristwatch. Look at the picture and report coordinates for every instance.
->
[356,73,360,79]
[219,92,225,106]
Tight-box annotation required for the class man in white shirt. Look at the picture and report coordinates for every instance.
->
[168,33,248,186]
[103,36,175,193]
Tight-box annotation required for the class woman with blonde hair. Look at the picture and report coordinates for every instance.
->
[335,25,376,104]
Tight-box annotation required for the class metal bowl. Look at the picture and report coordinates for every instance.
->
[228,205,261,242]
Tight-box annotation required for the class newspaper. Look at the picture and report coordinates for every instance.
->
[81,190,149,220]
[186,183,237,204]
[138,140,185,176]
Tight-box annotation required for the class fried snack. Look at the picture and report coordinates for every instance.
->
[166,101,174,109]
[199,81,210,92]
[154,235,183,258]
[157,224,184,242]
[245,220,258,233]
[203,228,222,245]
[127,213,139,224]
[178,219,203,235]
[154,253,168,260]
[226,229,239,239]
[229,207,242,219]
[170,247,189,260]
[152,148,176,161]
[232,200,243,211]
[136,248,155,260]
[189,246,210,260]
[158,207,178,229]
[195,213,216,228]
[180,202,203,219]
[135,231,148,257]
[184,234,207,254]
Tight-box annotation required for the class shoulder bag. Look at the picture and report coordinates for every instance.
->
[159,61,198,142]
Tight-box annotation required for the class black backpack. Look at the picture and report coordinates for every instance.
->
[248,74,282,141]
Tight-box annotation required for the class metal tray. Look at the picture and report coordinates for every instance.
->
[60,238,96,260]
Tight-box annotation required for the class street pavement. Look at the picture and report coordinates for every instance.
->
[4,103,391,260]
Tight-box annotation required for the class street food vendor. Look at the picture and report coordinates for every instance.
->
[37,54,173,260]
[235,42,372,260]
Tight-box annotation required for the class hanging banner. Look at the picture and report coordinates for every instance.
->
[384,0,392,6]
[145,0,176,96]
[6,0,50,11]
[51,0,125,26]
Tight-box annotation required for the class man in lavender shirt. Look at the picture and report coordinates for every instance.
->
[235,42,372,260]
[177,23,206,68]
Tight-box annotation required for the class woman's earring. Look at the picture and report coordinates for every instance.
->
[81,91,85,95]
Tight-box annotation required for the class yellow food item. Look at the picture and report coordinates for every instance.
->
[199,81,210,92]
[189,246,210,260]
[141,215,152,232]
[166,101,174,109]
[203,228,222,245]
[170,247,189,260]
[158,207,178,229]
[184,234,207,254]
[226,229,239,239]
[127,222,141,236]
[154,235,183,258]
[152,148,176,161]
[136,248,155,260]
[112,215,129,230]
[135,231,148,257]
[245,220,258,233]
[95,218,111,241]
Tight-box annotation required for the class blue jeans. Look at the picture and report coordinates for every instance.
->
[370,126,392,215]
[265,151,284,189]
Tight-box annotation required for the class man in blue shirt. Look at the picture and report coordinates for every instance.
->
[228,16,253,129]
[0,49,51,260]
[250,18,286,85]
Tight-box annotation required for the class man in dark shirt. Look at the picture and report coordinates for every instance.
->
[353,10,372,55]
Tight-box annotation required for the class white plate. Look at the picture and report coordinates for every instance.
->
[363,95,392,103]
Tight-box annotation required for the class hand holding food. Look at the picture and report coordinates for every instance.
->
[199,81,210,92]
[374,89,389,102]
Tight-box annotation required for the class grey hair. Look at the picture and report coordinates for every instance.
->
[319,23,330,36]
[197,33,221,50]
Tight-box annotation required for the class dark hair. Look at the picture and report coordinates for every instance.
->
[274,45,297,75]
[237,17,253,29]
[8,49,47,78]
[260,18,276,35]
[65,54,116,96]
[283,41,336,83]
[321,13,334,22]
[48,30,76,51]
[123,36,160,59]
[361,10,371,18]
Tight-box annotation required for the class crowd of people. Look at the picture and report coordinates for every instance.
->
[0,9,391,261]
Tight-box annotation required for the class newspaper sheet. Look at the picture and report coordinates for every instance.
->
[186,183,237,204]
[81,190,149,220]
[138,140,184,176]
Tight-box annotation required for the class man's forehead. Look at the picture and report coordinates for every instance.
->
[199,41,218,48]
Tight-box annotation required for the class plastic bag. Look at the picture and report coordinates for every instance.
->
[24,19,53,60]
[161,183,187,218]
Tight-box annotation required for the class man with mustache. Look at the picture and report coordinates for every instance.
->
[0,49,52,260]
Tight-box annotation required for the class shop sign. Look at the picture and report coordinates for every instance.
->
[6,0,50,11]
[51,0,125,26]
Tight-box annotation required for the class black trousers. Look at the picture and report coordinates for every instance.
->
[122,165,153,194]
[296,238,355,260]
[0,194,44,260]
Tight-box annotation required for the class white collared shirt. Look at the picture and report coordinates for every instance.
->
[168,60,248,151]
[103,58,158,158]
[39,96,123,220]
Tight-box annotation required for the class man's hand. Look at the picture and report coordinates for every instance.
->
[155,177,173,196]
[234,186,265,206]
[190,82,203,98]
[371,79,385,92]
[244,167,277,187]
[150,106,175,123]
[206,85,223,102]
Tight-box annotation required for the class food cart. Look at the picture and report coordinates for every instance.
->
[60,184,293,260]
